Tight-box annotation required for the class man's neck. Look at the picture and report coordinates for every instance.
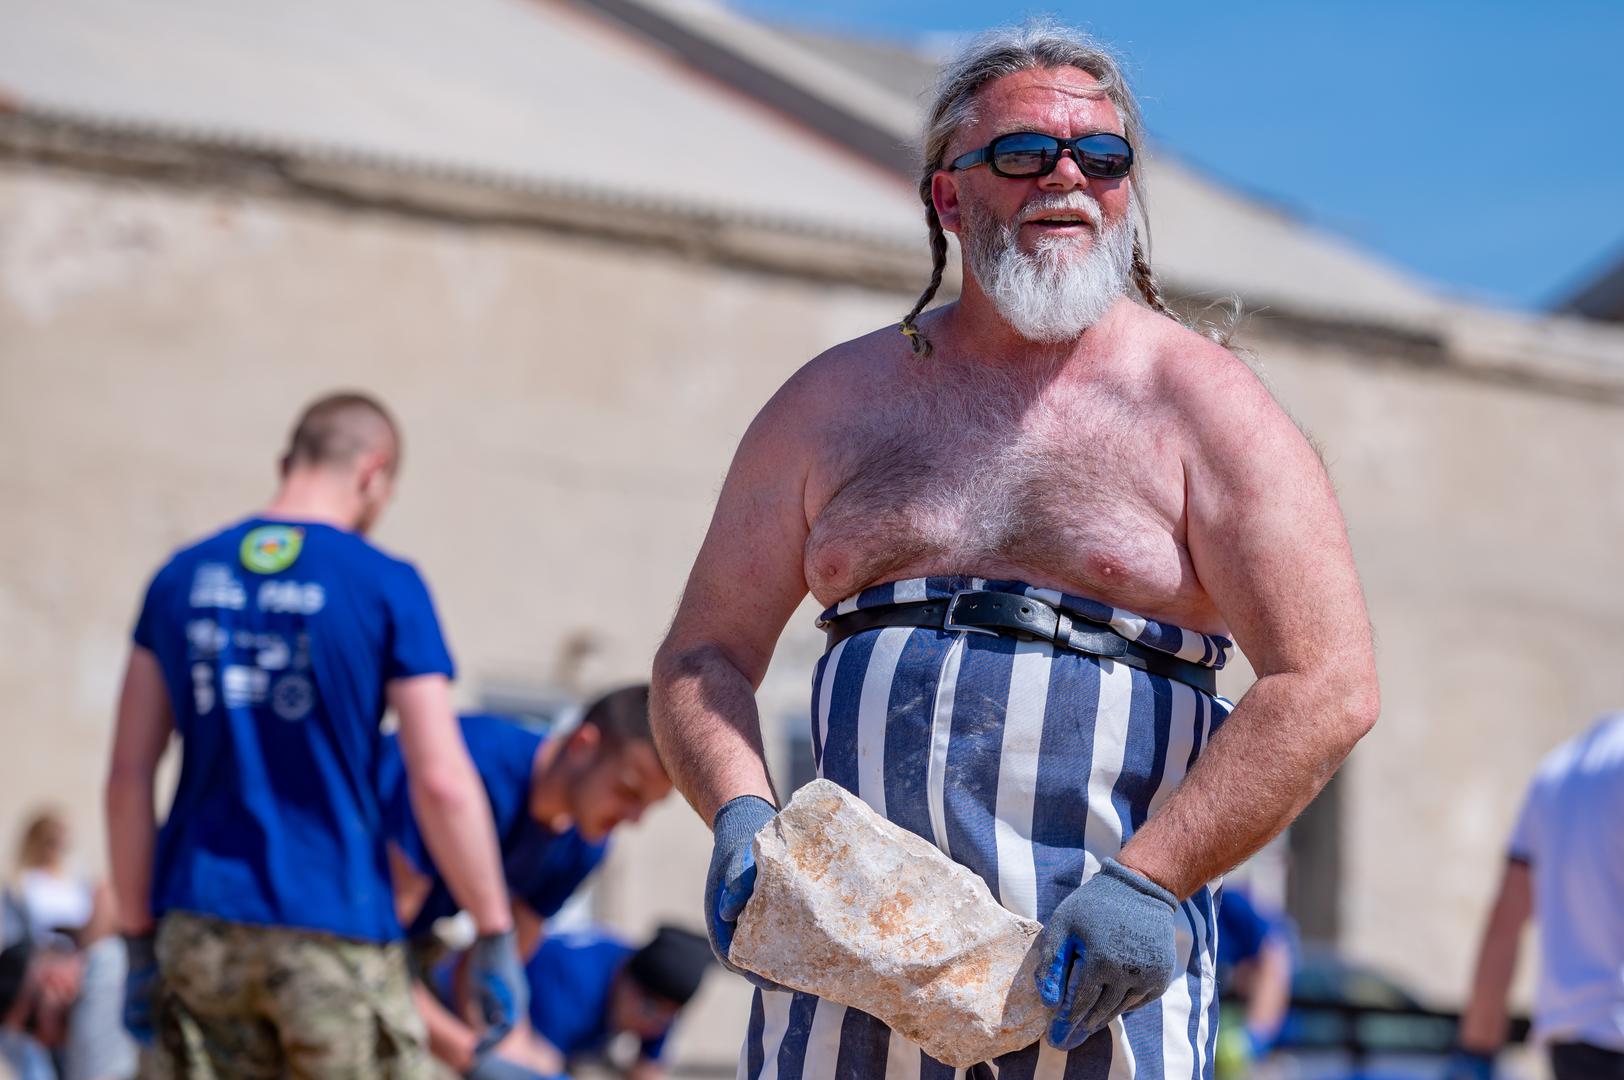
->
[263,474,357,531]
[528,735,573,830]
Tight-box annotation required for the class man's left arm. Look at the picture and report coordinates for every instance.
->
[104,645,175,1046]
[1456,859,1533,1059]
[1119,351,1380,898]
[104,647,174,936]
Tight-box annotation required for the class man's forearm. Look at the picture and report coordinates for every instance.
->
[651,641,778,824]
[1458,862,1531,1052]
[415,978,479,1073]
[1458,928,1519,1052]
[410,760,512,934]
[1118,668,1376,898]
[105,771,158,933]
[1248,938,1293,1039]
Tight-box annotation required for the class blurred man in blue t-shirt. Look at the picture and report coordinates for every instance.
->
[440,926,712,1080]
[1214,885,1295,1077]
[104,392,526,1078]
[379,687,673,1078]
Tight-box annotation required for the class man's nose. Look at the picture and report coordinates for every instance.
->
[1039,150,1090,191]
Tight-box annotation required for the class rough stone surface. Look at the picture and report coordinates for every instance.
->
[730,779,1048,1068]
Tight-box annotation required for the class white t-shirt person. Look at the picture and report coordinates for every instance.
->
[18,870,93,938]
[1507,711,1624,1051]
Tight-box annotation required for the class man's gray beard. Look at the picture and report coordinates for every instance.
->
[964,202,1135,343]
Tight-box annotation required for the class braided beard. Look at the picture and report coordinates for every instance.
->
[963,194,1134,343]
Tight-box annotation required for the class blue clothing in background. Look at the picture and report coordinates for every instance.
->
[526,931,668,1062]
[379,714,608,938]
[133,517,454,943]
[1216,887,1274,971]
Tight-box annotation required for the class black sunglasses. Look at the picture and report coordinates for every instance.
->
[948,131,1133,180]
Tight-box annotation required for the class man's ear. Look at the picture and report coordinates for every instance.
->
[356,450,389,496]
[567,722,601,761]
[932,171,963,234]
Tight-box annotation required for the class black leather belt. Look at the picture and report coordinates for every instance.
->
[821,589,1217,696]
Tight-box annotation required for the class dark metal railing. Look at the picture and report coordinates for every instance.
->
[1266,995,1530,1067]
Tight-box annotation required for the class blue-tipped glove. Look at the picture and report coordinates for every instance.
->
[705,794,783,991]
[1442,1050,1496,1080]
[467,929,528,1051]
[1243,1024,1275,1058]
[1035,858,1180,1050]
[121,931,159,1047]
[465,1049,560,1080]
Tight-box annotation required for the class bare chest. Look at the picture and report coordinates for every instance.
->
[805,371,1206,622]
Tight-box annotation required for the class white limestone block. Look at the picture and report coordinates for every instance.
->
[730,779,1048,1067]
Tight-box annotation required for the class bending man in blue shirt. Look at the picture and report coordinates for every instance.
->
[105,392,526,1078]
[443,926,713,1080]
[381,687,673,1078]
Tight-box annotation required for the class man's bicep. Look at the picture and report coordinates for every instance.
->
[1183,369,1372,677]
[667,389,815,683]
[110,646,175,771]
[389,674,462,766]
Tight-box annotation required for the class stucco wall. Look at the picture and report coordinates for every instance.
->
[0,162,892,1065]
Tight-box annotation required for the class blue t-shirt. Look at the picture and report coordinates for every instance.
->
[133,517,454,943]
[1216,887,1297,980]
[379,714,607,938]
[526,930,669,1062]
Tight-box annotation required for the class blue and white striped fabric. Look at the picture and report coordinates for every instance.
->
[740,576,1234,1080]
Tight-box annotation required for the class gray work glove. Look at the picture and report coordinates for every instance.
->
[122,931,160,1047]
[1034,858,1180,1049]
[705,794,784,991]
[467,929,528,1051]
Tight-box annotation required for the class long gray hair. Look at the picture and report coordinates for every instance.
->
[900,23,1169,357]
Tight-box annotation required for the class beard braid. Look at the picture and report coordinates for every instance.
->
[963,194,1135,343]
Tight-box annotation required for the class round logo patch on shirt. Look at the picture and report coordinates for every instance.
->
[240,526,304,574]
[271,673,315,721]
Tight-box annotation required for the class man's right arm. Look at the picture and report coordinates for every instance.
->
[105,646,174,935]
[1457,858,1532,1053]
[416,978,482,1074]
[650,370,820,824]
[390,674,511,935]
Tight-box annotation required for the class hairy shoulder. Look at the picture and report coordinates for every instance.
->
[764,324,910,420]
[805,323,913,390]
[740,322,910,462]
[1140,312,1293,443]
[1135,312,1328,506]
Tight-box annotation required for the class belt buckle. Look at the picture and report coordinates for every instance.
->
[944,589,1001,637]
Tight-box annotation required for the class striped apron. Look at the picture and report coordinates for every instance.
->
[739,576,1234,1080]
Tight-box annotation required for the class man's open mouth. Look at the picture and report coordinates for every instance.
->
[1021,212,1096,229]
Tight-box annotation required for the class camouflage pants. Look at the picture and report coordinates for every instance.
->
[149,912,432,1080]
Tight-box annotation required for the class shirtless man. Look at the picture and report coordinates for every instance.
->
[651,25,1379,1080]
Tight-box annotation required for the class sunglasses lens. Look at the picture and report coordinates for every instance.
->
[990,133,1058,177]
[1077,134,1132,178]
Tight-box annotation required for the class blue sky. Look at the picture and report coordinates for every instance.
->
[732,1,1624,311]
